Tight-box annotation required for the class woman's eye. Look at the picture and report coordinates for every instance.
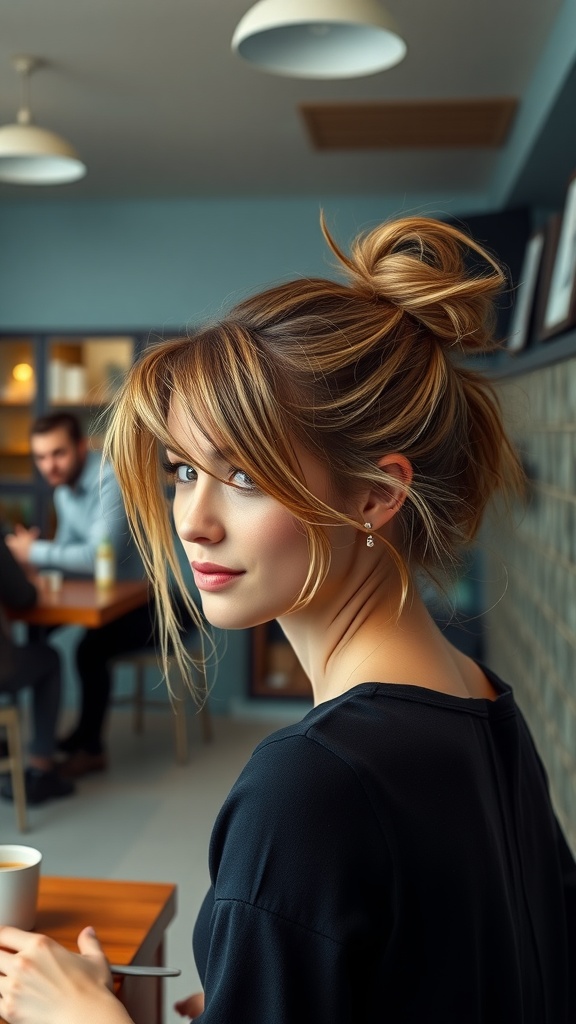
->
[162,458,195,483]
[231,468,255,489]
[175,464,196,483]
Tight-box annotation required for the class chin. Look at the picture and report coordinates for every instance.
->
[203,611,258,631]
[200,600,270,632]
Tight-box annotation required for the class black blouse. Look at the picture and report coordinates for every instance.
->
[193,672,575,1023]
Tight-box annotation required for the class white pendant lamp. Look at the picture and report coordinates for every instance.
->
[232,0,407,79]
[0,56,86,185]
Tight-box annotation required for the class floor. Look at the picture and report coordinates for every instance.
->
[0,702,301,1020]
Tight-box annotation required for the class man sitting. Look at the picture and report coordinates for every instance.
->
[6,412,154,778]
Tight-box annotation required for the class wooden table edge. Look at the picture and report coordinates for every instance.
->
[0,878,177,1024]
[6,580,150,628]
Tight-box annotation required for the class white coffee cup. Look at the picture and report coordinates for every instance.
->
[0,845,42,930]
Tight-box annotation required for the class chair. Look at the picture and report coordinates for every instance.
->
[110,643,213,765]
[0,704,27,831]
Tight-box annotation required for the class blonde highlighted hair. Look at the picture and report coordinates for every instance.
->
[104,214,525,695]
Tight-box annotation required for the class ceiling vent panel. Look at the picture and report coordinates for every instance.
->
[300,98,518,149]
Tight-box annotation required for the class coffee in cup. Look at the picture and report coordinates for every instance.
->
[0,845,42,929]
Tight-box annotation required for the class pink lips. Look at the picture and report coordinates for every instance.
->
[191,561,244,591]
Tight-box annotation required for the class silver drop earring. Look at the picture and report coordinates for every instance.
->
[364,522,374,548]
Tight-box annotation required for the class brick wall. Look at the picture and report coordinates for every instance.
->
[483,356,576,851]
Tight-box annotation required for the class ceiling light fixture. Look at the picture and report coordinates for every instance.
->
[231,0,406,79]
[0,55,86,185]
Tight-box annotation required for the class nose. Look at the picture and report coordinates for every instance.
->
[174,477,225,546]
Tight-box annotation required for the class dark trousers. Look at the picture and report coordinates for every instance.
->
[1,643,61,759]
[70,600,157,754]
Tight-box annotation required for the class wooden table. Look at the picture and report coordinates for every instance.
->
[7,579,150,628]
[0,876,177,1024]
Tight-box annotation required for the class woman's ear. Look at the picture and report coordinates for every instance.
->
[360,454,413,530]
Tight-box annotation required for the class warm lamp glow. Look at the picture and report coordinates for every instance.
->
[12,362,34,382]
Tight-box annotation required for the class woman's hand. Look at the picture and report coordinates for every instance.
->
[0,924,131,1024]
[174,991,205,1018]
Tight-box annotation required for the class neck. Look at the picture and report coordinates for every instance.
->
[277,549,422,704]
[276,519,483,705]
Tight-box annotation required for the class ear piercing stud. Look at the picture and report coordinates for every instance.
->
[364,522,374,548]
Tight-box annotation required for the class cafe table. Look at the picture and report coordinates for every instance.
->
[6,579,150,629]
[0,876,177,1024]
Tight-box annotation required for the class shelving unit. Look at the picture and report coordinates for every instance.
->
[490,328,576,379]
[0,332,142,535]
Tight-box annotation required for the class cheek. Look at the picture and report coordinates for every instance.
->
[256,507,308,557]
[172,494,186,537]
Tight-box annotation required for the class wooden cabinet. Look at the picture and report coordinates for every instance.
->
[0,333,141,535]
[251,621,312,699]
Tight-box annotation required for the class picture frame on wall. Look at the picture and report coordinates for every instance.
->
[506,229,545,353]
[540,171,576,340]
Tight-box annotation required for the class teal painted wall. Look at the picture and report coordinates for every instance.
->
[0,193,490,332]
[491,0,576,208]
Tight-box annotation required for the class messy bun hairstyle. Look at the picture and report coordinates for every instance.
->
[105,215,525,691]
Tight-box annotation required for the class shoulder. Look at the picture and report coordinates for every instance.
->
[233,690,391,813]
[222,685,417,820]
[86,451,113,483]
[235,725,368,814]
[218,726,365,828]
[82,452,120,499]
[210,718,391,937]
[210,700,390,877]
[213,683,515,864]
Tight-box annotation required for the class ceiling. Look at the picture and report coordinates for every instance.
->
[0,0,569,203]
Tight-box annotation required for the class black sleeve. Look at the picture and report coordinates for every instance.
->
[196,734,392,1024]
[555,820,576,1021]
[0,538,37,611]
[518,708,576,1020]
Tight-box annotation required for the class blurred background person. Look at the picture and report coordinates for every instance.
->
[5,412,155,778]
[0,535,74,804]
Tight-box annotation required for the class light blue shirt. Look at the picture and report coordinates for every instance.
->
[29,450,145,580]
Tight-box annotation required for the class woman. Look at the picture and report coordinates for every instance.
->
[0,216,573,1023]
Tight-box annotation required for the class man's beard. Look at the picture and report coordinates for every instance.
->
[64,454,86,487]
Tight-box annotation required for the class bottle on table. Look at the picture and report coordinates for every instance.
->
[95,536,116,589]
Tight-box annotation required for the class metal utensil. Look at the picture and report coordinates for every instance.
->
[109,963,181,977]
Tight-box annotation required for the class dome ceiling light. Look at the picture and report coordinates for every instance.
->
[231,0,407,79]
[0,55,86,185]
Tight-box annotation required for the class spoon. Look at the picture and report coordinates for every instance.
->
[109,963,181,977]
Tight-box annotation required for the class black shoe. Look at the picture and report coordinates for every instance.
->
[1,767,75,805]
[59,749,107,778]
[57,731,82,754]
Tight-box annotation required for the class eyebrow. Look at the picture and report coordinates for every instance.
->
[34,447,67,457]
